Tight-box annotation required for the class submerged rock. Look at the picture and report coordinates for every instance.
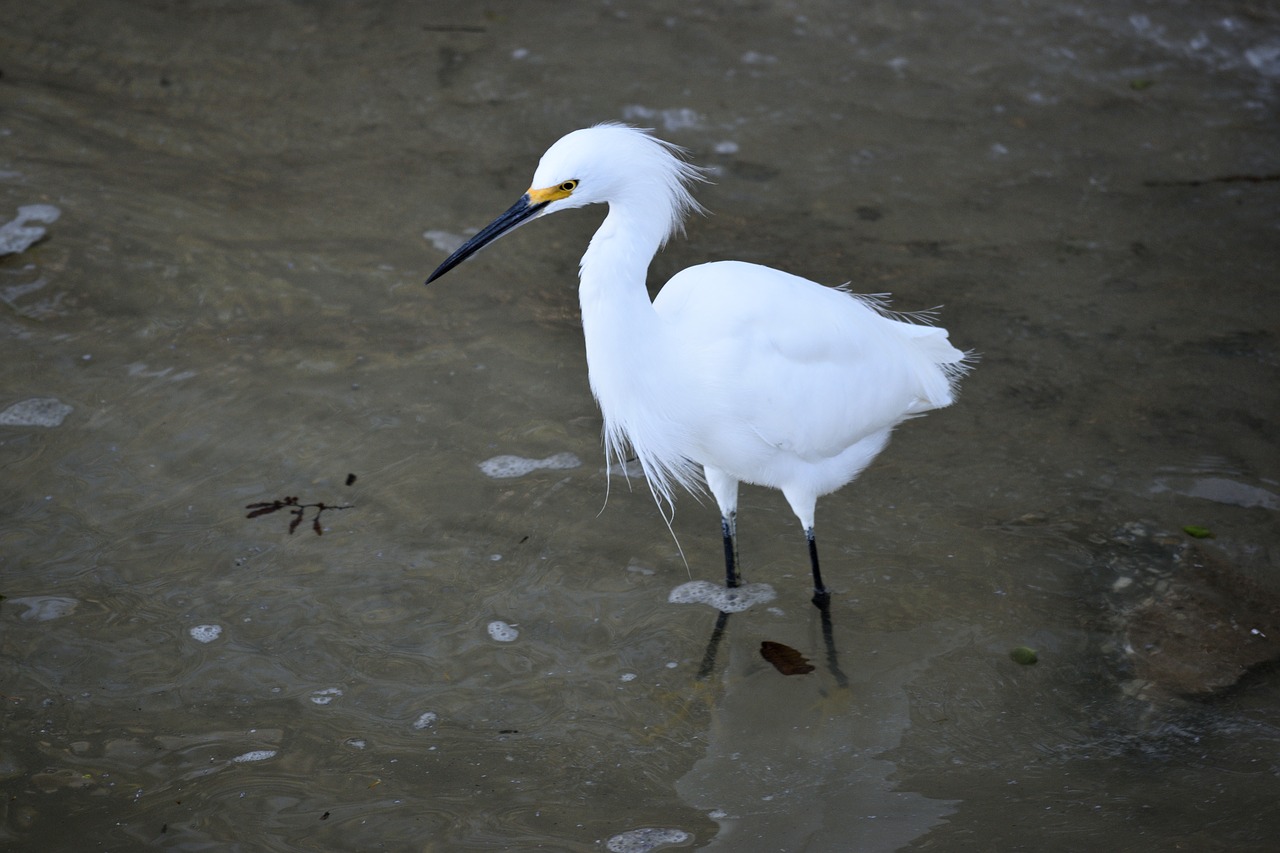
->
[1123,544,1280,697]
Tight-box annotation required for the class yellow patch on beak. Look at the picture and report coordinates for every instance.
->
[526,181,577,204]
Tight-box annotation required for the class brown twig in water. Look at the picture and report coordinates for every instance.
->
[1144,173,1280,188]
[245,496,352,536]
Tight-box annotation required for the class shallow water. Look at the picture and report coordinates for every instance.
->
[2,1,1278,850]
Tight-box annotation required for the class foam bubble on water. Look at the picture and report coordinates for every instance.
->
[413,711,439,730]
[189,624,222,643]
[231,749,277,763]
[310,687,343,705]
[10,596,77,621]
[0,204,60,255]
[620,105,702,132]
[423,229,470,254]
[1245,43,1280,77]
[616,458,645,479]
[606,827,691,853]
[1151,476,1279,509]
[478,452,581,479]
[0,397,73,427]
[668,580,776,613]
[487,621,519,642]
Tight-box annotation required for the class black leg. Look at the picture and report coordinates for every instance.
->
[721,512,740,589]
[812,592,849,688]
[696,610,732,681]
[806,526,827,597]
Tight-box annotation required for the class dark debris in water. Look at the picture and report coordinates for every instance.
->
[245,495,353,536]
[1010,646,1039,665]
[245,474,358,535]
[1144,172,1280,188]
[760,641,815,676]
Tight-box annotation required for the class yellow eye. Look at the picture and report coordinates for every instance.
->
[558,180,578,192]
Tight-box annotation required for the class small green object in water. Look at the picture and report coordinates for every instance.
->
[1010,646,1038,665]
[1183,525,1214,539]
[1129,79,1155,91]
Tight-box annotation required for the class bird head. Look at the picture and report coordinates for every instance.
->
[426,124,703,284]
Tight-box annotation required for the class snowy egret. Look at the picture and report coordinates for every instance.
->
[427,124,970,598]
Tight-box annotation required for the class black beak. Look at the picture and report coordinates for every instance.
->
[425,194,548,284]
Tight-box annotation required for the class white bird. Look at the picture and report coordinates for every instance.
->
[427,124,971,600]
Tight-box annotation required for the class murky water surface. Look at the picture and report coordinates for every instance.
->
[2,1,1278,850]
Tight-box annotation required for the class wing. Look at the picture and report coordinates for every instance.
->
[654,261,966,463]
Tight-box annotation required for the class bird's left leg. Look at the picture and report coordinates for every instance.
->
[782,487,827,600]
[705,467,741,589]
[811,581,848,687]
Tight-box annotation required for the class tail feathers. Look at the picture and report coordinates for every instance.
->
[902,325,975,412]
[855,292,974,410]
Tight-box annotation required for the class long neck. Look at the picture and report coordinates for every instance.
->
[577,203,697,503]
[578,203,667,366]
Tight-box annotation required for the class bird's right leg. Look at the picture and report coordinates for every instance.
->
[806,527,828,601]
[705,467,741,589]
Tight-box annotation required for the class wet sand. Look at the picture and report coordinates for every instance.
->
[2,1,1278,850]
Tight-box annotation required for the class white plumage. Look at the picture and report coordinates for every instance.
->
[428,124,971,597]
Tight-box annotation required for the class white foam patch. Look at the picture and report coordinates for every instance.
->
[609,458,646,480]
[668,580,776,613]
[1246,43,1280,77]
[1151,476,1279,509]
[620,105,702,131]
[413,711,439,730]
[310,687,343,705]
[189,624,222,643]
[478,452,581,479]
[10,596,77,621]
[487,620,519,642]
[0,397,73,427]
[606,827,691,853]
[231,749,277,763]
[0,204,60,255]
[423,229,470,254]
[1181,477,1278,509]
